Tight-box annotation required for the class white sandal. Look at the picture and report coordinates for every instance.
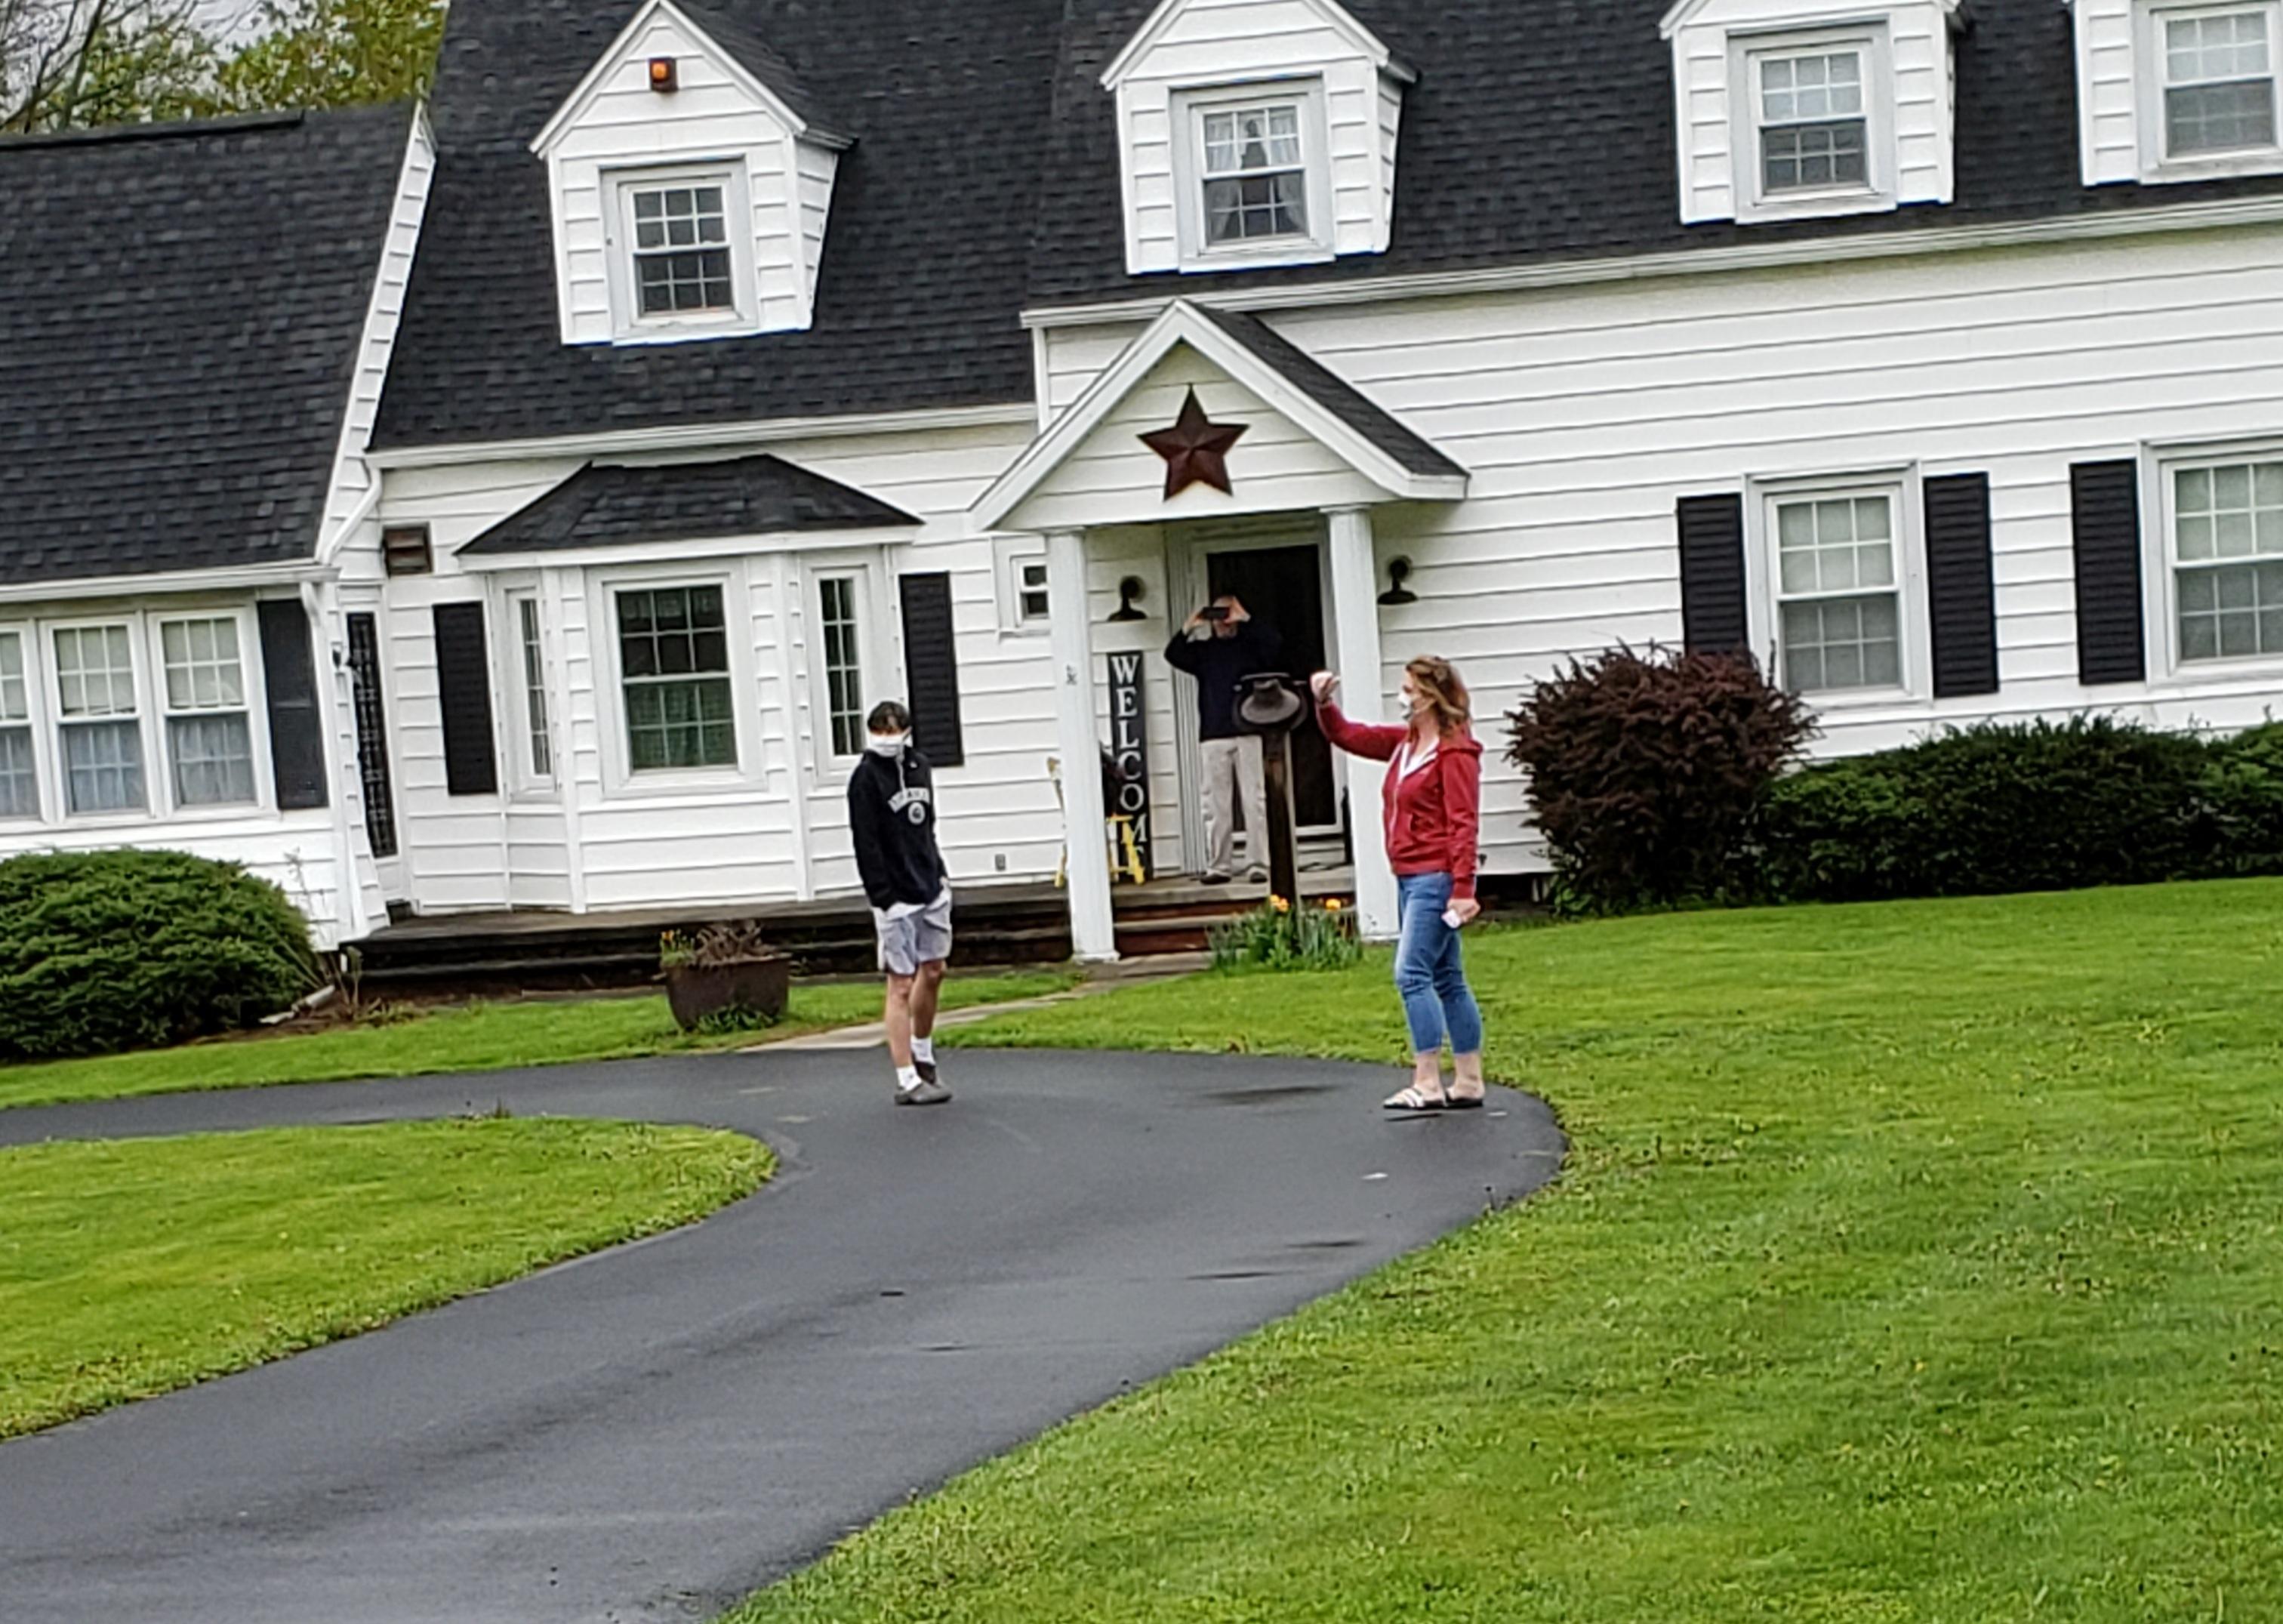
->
[1382,1085,1448,1113]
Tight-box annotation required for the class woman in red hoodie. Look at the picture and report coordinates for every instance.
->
[1311,658,1486,1112]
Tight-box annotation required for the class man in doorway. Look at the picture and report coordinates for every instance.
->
[849,700,954,1106]
[1164,594,1283,885]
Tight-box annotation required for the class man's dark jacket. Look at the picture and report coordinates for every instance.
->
[849,748,947,909]
[1163,621,1284,741]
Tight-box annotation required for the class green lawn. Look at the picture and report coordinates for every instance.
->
[0,1117,771,1438]
[734,880,2283,1622]
[0,972,1072,1113]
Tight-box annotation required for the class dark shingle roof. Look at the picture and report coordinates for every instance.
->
[459,454,920,555]
[1194,306,1462,480]
[0,106,414,585]
[676,0,840,137]
[380,0,2283,455]
[371,0,1066,451]
[1024,0,2283,308]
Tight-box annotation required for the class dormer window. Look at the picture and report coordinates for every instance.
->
[630,180,735,315]
[1756,48,1869,194]
[2160,8,2277,157]
[1200,103,1308,244]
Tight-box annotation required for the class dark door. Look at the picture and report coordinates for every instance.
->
[1206,544,1337,829]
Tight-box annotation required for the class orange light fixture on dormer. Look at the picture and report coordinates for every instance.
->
[648,56,677,92]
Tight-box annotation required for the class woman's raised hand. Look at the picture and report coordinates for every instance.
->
[1309,670,1339,701]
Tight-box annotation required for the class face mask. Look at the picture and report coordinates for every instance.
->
[867,734,908,757]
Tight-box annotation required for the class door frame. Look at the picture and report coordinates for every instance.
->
[1167,516,1344,864]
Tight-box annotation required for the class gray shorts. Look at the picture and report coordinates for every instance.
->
[876,891,954,977]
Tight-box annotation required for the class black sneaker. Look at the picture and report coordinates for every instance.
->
[895,1080,953,1106]
[915,1057,940,1086]
[1200,871,1233,886]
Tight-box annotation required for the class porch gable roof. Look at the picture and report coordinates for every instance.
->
[458,453,920,557]
[972,300,1465,532]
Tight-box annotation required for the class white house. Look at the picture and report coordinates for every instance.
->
[11,0,2283,961]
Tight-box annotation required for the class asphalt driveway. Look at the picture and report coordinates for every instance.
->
[0,1046,1563,1624]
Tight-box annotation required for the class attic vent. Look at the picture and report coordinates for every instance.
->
[383,525,434,576]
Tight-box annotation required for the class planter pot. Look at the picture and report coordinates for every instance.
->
[664,954,791,1031]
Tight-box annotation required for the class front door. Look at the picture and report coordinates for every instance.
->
[1206,544,1337,830]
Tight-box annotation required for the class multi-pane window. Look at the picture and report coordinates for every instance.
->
[618,586,736,771]
[516,596,553,781]
[1759,50,1868,193]
[628,182,735,316]
[1017,558,1051,624]
[2174,460,2283,661]
[1775,495,1902,692]
[1200,103,1308,244]
[159,617,254,807]
[2164,10,2277,155]
[0,630,34,819]
[818,576,866,757]
[53,625,145,814]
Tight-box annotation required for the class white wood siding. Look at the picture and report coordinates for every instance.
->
[1109,0,1400,274]
[541,9,831,343]
[1670,0,1956,225]
[1043,223,2283,874]
[2075,0,2141,185]
[374,421,1069,916]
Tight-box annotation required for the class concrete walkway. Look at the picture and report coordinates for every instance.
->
[0,1046,1564,1624]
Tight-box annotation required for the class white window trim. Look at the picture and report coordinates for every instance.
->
[1171,78,1337,271]
[992,535,1052,636]
[591,562,756,797]
[42,615,157,826]
[601,162,761,344]
[0,623,50,824]
[2136,0,2283,180]
[1743,467,1930,707]
[2145,436,2283,678]
[146,608,271,820]
[799,550,896,786]
[499,584,558,799]
[1728,23,1898,223]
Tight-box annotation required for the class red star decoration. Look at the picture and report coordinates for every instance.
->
[1140,387,1247,499]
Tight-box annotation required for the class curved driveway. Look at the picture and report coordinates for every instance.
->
[0,1046,1563,1624]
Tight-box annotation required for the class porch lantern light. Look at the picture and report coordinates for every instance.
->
[1110,574,1148,621]
[648,56,678,92]
[1378,556,1418,606]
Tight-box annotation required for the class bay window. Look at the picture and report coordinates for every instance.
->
[617,584,736,772]
[53,624,146,815]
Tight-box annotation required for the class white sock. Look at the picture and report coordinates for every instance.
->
[911,1036,935,1065]
[896,1065,923,1093]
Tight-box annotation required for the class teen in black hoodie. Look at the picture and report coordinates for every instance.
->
[849,701,954,1105]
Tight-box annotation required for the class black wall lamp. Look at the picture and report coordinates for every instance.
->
[1378,556,1418,606]
[1109,574,1148,621]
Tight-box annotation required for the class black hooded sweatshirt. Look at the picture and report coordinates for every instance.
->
[849,747,947,910]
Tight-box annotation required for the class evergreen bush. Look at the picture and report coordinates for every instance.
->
[0,849,316,1061]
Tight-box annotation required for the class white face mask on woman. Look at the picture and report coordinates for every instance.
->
[867,732,909,758]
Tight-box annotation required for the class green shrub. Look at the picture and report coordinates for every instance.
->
[1756,716,2224,903]
[2199,720,2283,877]
[1505,646,1816,914]
[0,850,316,1061]
[1209,898,1362,972]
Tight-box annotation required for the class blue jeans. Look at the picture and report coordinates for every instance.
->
[1394,872,1483,1058]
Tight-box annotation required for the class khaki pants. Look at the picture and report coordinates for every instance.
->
[1200,735,1268,878]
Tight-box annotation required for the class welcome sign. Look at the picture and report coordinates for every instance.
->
[1106,652,1151,877]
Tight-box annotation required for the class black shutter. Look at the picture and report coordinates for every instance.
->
[433,602,499,796]
[1923,473,2001,698]
[256,599,330,810]
[898,572,965,769]
[345,612,398,858]
[2071,460,2147,686]
[1677,494,1748,655]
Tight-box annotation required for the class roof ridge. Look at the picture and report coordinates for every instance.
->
[0,109,306,154]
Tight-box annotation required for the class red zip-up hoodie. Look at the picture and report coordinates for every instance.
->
[1317,699,1483,900]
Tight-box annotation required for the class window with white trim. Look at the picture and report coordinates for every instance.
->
[2171,458,2283,661]
[158,616,255,808]
[513,594,554,783]
[52,624,146,814]
[0,630,35,819]
[818,575,866,758]
[2163,7,2278,155]
[1758,48,1868,193]
[1773,492,1904,692]
[1016,557,1051,626]
[616,585,736,772]
[604,167,755,340]
[1200,103,1308,245]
